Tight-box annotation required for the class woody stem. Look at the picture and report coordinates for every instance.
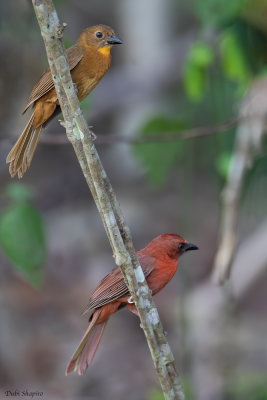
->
[32,1,185,399]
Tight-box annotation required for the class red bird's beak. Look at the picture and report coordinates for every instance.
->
[184,243,198,252]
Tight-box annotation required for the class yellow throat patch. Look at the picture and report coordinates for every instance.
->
[98,46,112,56]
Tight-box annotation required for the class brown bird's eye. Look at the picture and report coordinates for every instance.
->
[96,32,103,38]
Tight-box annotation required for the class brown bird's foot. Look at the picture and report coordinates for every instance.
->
[58,120,96,141]
[58,119,66,128]
[73,82,78,94]
[55,22,67,38]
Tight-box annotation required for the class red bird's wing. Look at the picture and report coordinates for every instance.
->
[22,44,84,114]
[84,267,128,312]
[83,253,156,314]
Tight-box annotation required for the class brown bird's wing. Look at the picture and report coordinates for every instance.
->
[22,43,84,114]
[83,253,156,313]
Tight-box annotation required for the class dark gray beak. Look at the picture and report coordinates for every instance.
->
[184,243,198,252]
[107,35,123,45]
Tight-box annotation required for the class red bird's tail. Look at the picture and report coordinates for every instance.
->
[66,309,107,375]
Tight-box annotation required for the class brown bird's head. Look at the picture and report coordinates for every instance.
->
[78,24,122,54]
[144,233,198,261]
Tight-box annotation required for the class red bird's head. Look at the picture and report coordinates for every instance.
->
[144,233,198,261]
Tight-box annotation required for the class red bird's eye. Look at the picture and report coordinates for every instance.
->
[178,243,185,250]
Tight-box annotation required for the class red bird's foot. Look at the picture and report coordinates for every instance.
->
[128,296,134,304]
[89,129,97,141]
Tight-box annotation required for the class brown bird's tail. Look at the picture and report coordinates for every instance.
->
[6,113,42,179]
[66,309,107,375]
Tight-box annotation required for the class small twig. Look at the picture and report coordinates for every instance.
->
[212,78,267,285]
[37,116,239,145]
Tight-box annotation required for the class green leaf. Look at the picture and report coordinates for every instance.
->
[188,42,214,68]
[215,152,232,179]
[195,0,244,27]
[183,42,214,102]
[134,117,185,187]
[184,62,206,101]
[0,203,46,288]
[220,29,250,85]
[5,183,33,203]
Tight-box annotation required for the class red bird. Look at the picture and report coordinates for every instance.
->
[66,233,198,375]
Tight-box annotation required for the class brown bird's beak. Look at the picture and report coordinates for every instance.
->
[107,35,123,45]
[184,243,198,252]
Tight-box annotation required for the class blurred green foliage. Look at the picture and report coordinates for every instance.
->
[225,373,267,400]
[80,94,93,115]
[5,183,34,203]
[157,0,267,192]
[215,152,232,180]
[147,389,164,400]
[195,0,244,27]
[147,377,193,400]
[183,41,214,101]
[220,28,251,90]
[147,373,267,400]
[134,116,186,187]
[183,27,252,102]
[0,184,46,289]
[183,0,267,103]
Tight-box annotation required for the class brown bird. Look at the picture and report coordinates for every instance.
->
[66,233,198,375]
[6,24,122,178]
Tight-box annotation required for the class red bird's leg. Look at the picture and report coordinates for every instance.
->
[126,302,139,317]
[126,303,144,329]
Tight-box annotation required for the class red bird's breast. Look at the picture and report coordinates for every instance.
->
[146,259,178,295]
